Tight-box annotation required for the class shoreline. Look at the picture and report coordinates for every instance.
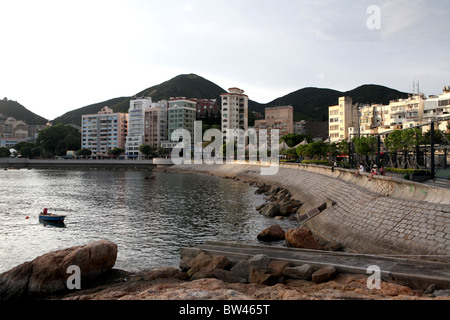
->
[161,162,450,260]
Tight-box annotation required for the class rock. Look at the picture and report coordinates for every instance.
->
[255,185,271,194]
[179,256,192,272]
[256,203,266,211]
[433,289,450,297]
[248,254,271,267]
[0,240,118,299]
[323,241,343,252]
[230,260,251,281]
[249,266,278,286]
[260,203,280,217]
[279,203,294,216]
[269,186,281,194]
[268,260,293,277]
[190,271,215,281]
[285,228,324,250]
[311,266,337,284]
[137,267,188,281]
[230,254,271,281]
[187,252,230,278]
[257,225,285,242]
[213,269,247,283]
[282,264,313,280]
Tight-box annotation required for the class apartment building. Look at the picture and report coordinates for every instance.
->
[254,105,294,137]
[144,100,168,148]
[167,98,197,139]
[0,114,29,139]
[328,97,358,143]
[125,97,153,158]
[221,87,248,140]
[424,87,450,131]
[328,86,450,143]
[196,98,219,120]
[81,106,128,156]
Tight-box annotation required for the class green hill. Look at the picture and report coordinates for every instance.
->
[52,97,130,126]
[0,99,48,125]
[51,74,409,126]
[254,85,409,122]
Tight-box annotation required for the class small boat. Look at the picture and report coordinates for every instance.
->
[39,208,66,224]
[39,213,66,223]
[145,175,156,180]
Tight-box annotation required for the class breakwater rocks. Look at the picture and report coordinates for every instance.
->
[1,241,448,300]
[0,240,118,300]
[253,183,342,251]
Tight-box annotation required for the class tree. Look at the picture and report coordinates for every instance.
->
[107,148,125,158]
[308,141,328,160]
[280,147,298,160]
[384,128,422,168]
[36,124,81,157]
[0,147,10,158]
[281,133,313,148]
[77,148,92,158]
[139,144,158,158]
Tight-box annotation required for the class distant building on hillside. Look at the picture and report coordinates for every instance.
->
[196,98,219,120]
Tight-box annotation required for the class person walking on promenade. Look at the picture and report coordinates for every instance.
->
[379,165,386,176]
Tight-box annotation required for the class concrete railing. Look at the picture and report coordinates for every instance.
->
[277,162,450,205]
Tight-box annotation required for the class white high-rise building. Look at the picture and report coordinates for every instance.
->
[125,97,153,158]
[221,87,248,140]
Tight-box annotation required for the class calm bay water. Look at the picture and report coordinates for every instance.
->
[0,169,298,273]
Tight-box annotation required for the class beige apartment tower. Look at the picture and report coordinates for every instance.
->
[328,97,358,143]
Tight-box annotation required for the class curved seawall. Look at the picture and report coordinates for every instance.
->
[164,162,450,261]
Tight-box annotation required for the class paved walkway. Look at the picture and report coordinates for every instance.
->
[181,241,450,290]
[167,163,450,260]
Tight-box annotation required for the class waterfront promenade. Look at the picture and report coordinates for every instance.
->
[165,162,450,262]
[0,157,171,170]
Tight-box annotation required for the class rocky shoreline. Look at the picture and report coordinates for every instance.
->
[1,237,449,300]
[1,171,448,301]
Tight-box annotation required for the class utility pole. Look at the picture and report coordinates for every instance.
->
[430,122,435,180]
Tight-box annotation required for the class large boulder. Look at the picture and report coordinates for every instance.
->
[0,240,118,299]
[311,266,337,284]
[285,228,324,250]
[230,254,271,281]
[187,251,230,279]
[260,203,280,217]
[257,225,285,242]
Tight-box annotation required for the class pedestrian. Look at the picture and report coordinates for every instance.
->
[355,163,364,176]
[368,165,378,181]
[332,160,337,172]
[379,165,385,176]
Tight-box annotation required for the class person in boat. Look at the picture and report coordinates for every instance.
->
[42,208,48,215]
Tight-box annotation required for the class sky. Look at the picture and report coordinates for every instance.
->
[0,0,449,121]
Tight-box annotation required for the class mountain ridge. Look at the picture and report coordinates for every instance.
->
[2,74,409,126]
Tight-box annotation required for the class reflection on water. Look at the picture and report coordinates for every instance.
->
[0,169,298,273]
